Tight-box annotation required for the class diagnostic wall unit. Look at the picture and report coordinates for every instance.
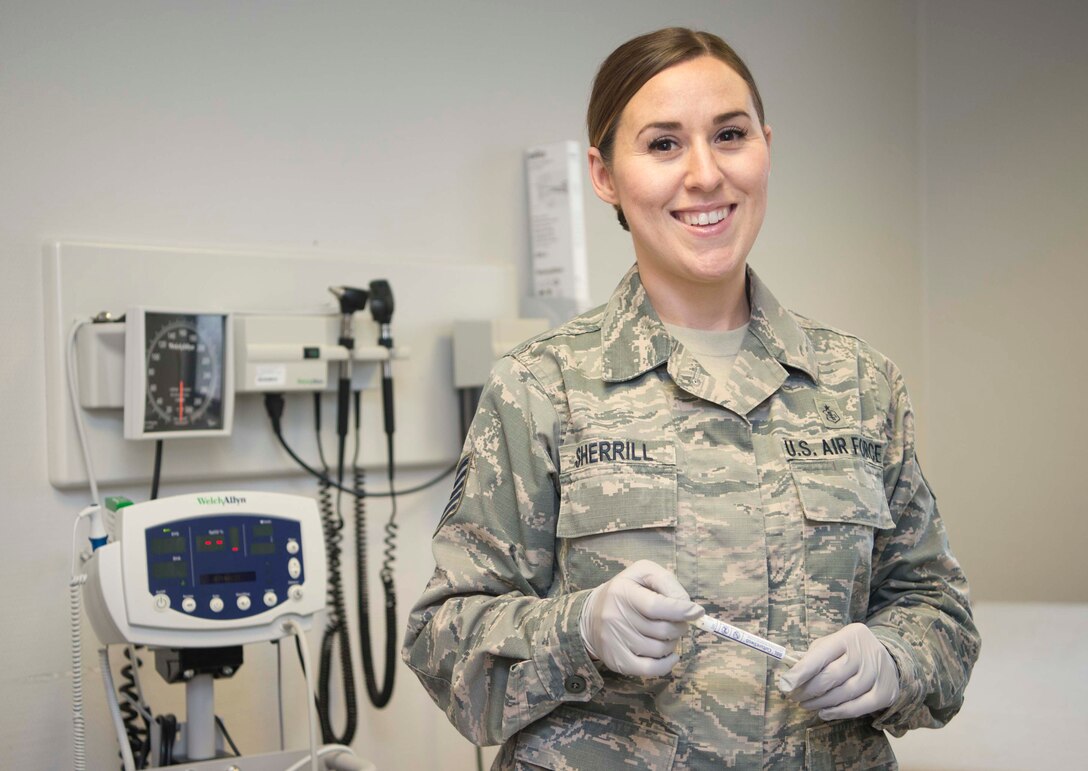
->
[43,241,516,489]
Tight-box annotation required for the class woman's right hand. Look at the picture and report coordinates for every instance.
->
[579,559,704,676]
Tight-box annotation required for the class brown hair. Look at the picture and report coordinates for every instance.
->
[587,28,765,230]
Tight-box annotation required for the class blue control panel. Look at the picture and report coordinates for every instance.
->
[144,513,304,620]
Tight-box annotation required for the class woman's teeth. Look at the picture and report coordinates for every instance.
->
[679,208,728,226]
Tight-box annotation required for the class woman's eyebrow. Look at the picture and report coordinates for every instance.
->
[712,110,750,125]
[634,110,752,139]
[635,121,682,138]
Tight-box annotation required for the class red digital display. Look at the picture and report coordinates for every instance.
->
[196,532,226,552]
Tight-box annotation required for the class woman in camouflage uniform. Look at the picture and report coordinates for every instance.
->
[404,27,979,771]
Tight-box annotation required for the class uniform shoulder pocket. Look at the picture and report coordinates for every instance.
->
[514,706,677,770]
[789,455,893,530]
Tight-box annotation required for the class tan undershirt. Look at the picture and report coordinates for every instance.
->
[664,321,750,384]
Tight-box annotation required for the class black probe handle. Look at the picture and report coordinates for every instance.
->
[337,377,351,438]
[382,372,394,436]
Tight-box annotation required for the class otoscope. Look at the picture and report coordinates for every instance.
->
[356,278,397,708]
[368,280,395,439]
[328,285,369,484]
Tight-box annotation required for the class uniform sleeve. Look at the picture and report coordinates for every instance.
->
[865,363,981,736]
[401,355,603,746]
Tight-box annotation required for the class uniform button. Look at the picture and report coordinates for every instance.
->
[564,675,587,694]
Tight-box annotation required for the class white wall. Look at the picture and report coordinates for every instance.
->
[920,0,1088,602]
[5,0,1058,767]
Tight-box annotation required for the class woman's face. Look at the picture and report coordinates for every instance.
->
[589,56,771,295]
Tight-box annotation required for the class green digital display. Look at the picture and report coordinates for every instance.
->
[150,536,187,555]
[251,542,275,556]
[152,561,188,580]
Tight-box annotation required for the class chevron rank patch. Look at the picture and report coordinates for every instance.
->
[436,452,473,533]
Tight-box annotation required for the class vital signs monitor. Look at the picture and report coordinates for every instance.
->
[84,491,326,648]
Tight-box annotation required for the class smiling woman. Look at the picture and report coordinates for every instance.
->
[587,55,771,330]
[404,27,980,771]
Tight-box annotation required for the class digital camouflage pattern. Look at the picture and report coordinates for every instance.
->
[403,266,979,770]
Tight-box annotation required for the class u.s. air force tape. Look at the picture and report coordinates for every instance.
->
[436,452,473,532]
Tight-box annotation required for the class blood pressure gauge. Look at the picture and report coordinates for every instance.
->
[124,310,234,439]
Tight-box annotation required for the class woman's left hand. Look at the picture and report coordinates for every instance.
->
[777,623,900,720]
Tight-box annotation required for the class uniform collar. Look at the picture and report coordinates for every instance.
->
[600,265,672,382]
[746,268,820,383]
[600,264,819,385]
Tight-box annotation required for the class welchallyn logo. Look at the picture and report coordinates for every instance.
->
[196,495,247,506]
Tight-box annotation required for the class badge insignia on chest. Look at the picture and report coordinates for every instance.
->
[814,397,844,428]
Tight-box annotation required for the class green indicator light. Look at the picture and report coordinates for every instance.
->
[105,496,134,512]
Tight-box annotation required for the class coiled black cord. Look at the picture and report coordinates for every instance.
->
[118,647,149,769]
[155,714,176,767]
[353,391,397,708]
[313,393,358,745]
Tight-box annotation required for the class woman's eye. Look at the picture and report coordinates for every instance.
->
[716,127,749,143]
[648,137,679,153]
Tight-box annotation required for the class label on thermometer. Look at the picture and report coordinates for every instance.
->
[695,615,789,661]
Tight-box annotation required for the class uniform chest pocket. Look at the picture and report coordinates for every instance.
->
[556,440,677,593]
[789,455,894,634]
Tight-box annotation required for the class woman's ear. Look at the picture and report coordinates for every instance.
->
[587,147,620,206]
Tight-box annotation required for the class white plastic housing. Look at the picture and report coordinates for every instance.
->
[83,491,326,647]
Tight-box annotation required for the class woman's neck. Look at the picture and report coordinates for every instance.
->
[639,264,750,331]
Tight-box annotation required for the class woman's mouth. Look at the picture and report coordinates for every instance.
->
[674,205,735,228]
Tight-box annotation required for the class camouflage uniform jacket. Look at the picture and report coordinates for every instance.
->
[404,266,979,770]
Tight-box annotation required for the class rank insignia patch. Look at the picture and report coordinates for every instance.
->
[815,398,844,428]
[436,452,473,533]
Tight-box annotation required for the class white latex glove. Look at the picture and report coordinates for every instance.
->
[579,559,704,677]
[777,623,900,720]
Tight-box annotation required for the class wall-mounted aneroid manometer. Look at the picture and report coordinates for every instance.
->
[124,309,234,439]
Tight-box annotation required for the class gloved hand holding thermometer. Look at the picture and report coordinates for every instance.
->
[777,623,900,720]
[582,563,899,722]
[580,560,704,677]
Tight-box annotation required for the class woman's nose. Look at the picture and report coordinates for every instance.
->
[684,142,724,191]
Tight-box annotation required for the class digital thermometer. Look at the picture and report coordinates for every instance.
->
[692,614,800,666]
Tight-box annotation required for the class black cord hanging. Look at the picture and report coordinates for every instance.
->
[352,391,397,708]
[312,393,358,745]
